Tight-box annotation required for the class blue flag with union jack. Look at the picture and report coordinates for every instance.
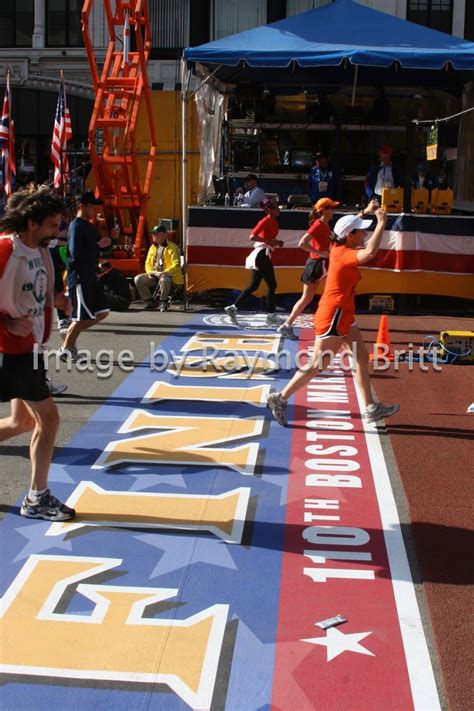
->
[0,72,16,196]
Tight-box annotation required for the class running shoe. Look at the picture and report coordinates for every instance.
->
[20,489,76,521]
[277,322,297,340]
[364,402,400,424]
[143,300,158,311]
[159,301,168,312]
[58,346,80,363]
[46,377,68,395]
[224,304,239,325]
[266,313,279,327]
[267,392,288,427]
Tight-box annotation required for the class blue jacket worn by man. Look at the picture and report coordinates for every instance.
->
[412,162,439,192]
[308,154,341,203]
[365,146,402,201]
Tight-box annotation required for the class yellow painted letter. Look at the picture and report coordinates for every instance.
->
[46,481,251,543]
[93,411,263,475]
[0,555,228,709]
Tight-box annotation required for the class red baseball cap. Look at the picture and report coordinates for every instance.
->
[379,145,393,154]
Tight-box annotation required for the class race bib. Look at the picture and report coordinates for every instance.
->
[318,181,328,193]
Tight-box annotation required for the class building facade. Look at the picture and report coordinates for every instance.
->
[0,0,105,184]
[0,1,472,188]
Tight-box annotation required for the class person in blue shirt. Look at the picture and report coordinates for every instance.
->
[365,145,402,202]
[308,152,341,204]
[59,191,112,361]
[234,174,266,207]
[412,161,439,192]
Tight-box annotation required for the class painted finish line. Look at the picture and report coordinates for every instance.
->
[0,318,439,709]
[272,337,439,710]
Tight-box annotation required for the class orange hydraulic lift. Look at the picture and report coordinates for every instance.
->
[81,0,156,273]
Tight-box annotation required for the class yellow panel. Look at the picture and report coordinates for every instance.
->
[381,187,404,213]
[133,91,201,235]
[186,265,474,299]
[411,188,429,213]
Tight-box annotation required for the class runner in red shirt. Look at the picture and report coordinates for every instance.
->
[225,199,284,327]
[267,206,400,426]
[277,197,338,340]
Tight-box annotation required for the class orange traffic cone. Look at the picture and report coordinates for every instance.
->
[369,315,394,361]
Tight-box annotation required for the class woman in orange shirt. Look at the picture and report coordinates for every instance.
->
[277,197,338,340]
[225,199,284,327]
[267,206,399,426]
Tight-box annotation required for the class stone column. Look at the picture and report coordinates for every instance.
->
[32,0,46,49]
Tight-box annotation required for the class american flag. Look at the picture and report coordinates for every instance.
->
[0,71,16,196]
[51,75,72,189]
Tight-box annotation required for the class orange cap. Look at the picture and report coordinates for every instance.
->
[315,197,339,211]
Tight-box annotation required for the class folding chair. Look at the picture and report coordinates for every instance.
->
[287,194,311,209]
[151,279,188,311]
[168,282,189,311]
[265,192,280,205]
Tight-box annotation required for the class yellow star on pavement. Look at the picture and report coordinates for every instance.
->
[301,626,375,662]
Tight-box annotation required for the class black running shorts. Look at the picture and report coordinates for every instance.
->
[70,278,109,321]
[0,352,50,402]
[300,257,328,284]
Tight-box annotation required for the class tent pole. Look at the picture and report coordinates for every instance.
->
[351,64,359,107]
[181,58,189,290]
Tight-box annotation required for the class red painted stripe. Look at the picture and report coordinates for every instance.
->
[271,348,414,710]
[187,246,307,267]
[187,245,473,274]
[372,249,474,274]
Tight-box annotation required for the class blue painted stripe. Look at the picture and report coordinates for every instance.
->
[0,316,295,710]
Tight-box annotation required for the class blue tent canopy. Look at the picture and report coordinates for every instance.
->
[184,0,474,87]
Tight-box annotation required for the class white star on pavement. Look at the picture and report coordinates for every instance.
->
[301,626,375,662]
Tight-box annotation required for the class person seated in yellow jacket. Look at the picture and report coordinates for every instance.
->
[134,225,184,311]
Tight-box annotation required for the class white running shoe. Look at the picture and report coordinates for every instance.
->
[20,488,75,521]
[365,402,400,424]
[267,392,288,427]
[46,377,68,396]
[277,322,297,340]
[224,304,239,325]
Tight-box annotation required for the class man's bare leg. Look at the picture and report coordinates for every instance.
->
[19,395,75,520]
[62,312,108,350]
[23,397,60,492]
[0,399,35,441]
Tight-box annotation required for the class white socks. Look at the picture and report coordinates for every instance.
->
[28,487,47,502]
